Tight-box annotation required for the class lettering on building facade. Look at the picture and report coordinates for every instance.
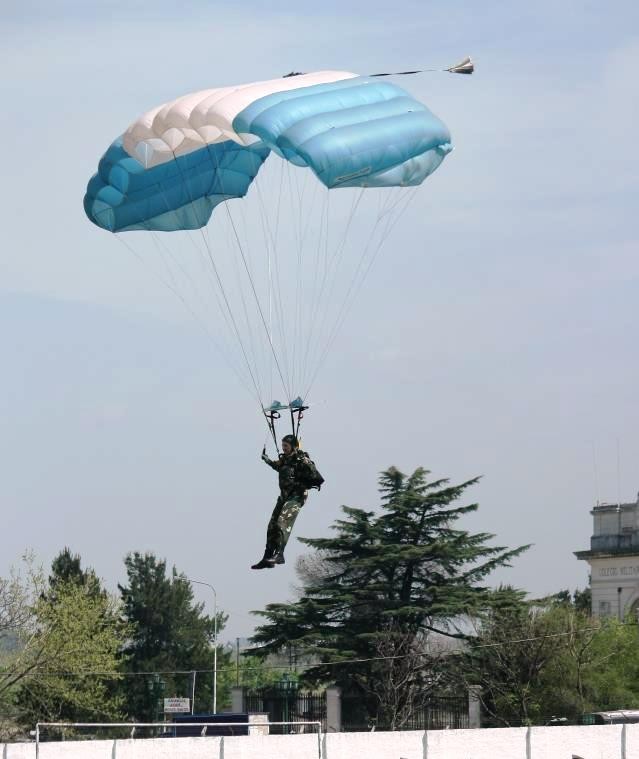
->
[599,565,639,578]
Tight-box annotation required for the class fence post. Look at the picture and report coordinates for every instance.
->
[467,685,482,729]
[231,686,245,713]
[326,686,341,733]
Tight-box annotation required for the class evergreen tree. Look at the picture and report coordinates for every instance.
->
[118,553,229,720]
[48,547,104,600]
[251,466,528,727]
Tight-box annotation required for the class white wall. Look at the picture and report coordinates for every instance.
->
[3,724,639,759]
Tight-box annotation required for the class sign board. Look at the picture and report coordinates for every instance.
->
[164,697,190,713]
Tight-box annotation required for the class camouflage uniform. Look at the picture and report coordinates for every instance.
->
[263,450,313,559]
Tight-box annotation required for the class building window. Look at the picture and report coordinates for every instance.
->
[599,601,612,616]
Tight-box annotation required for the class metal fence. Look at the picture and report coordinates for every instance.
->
[341,693,469,732]
[245,689,327,734]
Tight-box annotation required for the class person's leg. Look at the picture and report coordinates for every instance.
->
[266,496,285,555]
[272,493,307,562]
[251,496,284,570]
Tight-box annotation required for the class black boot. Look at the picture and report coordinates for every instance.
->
[251,548,276,570]
[273,553,285,565]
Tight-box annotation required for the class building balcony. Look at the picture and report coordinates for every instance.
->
[588,533,639,555]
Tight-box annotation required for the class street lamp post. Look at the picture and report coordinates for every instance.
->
[191,580,218,714]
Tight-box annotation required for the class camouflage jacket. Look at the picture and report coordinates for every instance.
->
[265,449,322,497]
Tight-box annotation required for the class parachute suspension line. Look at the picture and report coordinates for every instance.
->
[165,149,268,409]
[255,175,292,399]
[196,223,270,405]
[289,163,302,396]
[148,160,261,400]
[253,164,296,400]
[303,187,420,402]
[113,233,259,406]
[287,162,314,398]
[266,202,274,404]
[219,181,292,404]
[180,224,260,393]
[204,143,292,405]
[298,185,334,395]
[301,187,396,400]
[279,161,297,397]
[142,183,258,397]
[269,159,293,391]
[300,187,365,394]
[149,231,180,292]
[116,183,261,403]
[295,172,320,395]
[223,198,270,404]
[304,189,412,400]
[298,187,330,397]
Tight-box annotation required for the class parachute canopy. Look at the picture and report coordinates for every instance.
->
[84,70,452,233]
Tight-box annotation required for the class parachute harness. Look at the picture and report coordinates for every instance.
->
[263,397,309,453]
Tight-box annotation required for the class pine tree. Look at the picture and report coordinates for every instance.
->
[118,553,229,720]
[48,547,104,600]
[251,466,528,727]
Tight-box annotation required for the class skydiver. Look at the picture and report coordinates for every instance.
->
[251,434,324,570]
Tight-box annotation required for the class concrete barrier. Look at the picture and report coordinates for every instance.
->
[528,724,623,759]
[426,726,528,758]
[326,730,424,759]
[3,723,638,759]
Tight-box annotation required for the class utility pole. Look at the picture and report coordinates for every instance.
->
[191,580,218,713]
[236,637,240,686]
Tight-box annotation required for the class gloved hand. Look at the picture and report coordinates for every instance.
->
[261,446,270,463]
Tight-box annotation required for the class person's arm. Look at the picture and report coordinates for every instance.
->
[261,447,281,470]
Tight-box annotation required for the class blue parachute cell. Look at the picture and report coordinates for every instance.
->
[84,72,452,233]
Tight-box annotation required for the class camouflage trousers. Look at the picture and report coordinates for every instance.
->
[265,491,307,557]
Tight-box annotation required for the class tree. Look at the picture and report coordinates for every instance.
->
[582,616,639,710]
[235,654,282,690]
[118,552,230,720]
[0,554,46,739]
[14,580,125,727]
[458,587,580,726]
[0,549,126,735]
[457,587,639,726]
[251,466,528,728]
[47,547,104,600]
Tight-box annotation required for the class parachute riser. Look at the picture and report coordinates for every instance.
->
[290,404,308,439]
[263,400,309,450]
[264,410,281,453]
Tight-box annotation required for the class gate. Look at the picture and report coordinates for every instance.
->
[244,687,327,734]
[341,693,469,731]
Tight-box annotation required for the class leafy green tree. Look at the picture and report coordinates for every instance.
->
[582,616,639,710]
[235,654,282,690]
[14,577,125,727]
[251,466,528,728]
[0,554,46,739]
[118,553,230,720]
[459,587,639,726]
[459,587,582,726]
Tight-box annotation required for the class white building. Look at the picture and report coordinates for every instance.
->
[575,494,639,618]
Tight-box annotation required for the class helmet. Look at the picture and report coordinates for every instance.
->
[281,434,299,449]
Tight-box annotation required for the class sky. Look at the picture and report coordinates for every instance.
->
[1,0,638,642]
